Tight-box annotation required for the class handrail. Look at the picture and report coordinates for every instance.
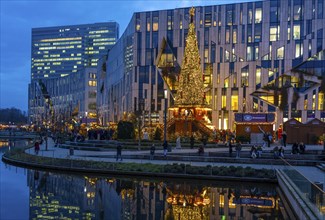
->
[279,157,325,218]
[280,157,325,193]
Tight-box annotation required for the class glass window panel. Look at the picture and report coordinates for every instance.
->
[256,67,261,84]
[226,28,230,44]
[293,5,302,20]
[246,46,253,61]
[255,46,259,60]
[255,8,262,23]
[153,17,159,31]
[231,93,238,110]
[318,92,324,110]
[248,9,253,24]
[293,25,300,39]
[270,26,279,41]
[233,27,237,44]
[277,46,284,59]
[318,0,323,19]
[146,17,151,32]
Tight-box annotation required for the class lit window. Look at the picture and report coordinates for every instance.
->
[248,9,253,24]
[146,17,151,32]
[295,42,303,58]
[246,46,253,61]
[233,28,237,44]
[270,26,279,41]
[268,70,274,77]
[153,16,159,31]
[256,68,261,85]
[304,96,308,110]
[136,18,141,31]
[276,46,284,60]
[255,8,262,23]
[231,90,238,111]
[225,50,230,62]
[255,46,259,60]
[225,28,230,44]
[204,49,209,63]
[312,94,316,110]
[293,25,300,39]
[241,71,248,86]
[288,27,291,40]
[318,92,324,110]
[224,78,229,88]
[222,93,227,109]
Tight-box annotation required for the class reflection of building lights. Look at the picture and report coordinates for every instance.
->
[84,186,87,193]
[86,192,95,198]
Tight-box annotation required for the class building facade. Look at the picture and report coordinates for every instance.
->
[29,67,98,129]
[100,0,325,131]
[31,22,119,80]
[29,22,119,127]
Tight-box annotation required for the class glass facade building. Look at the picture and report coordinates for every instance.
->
[99,0,325,130]
[31,22,119,79]
[29,22,119,126]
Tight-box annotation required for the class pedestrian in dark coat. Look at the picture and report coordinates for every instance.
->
[163,141,168,158]
[190,135,195,149]
[228,140,233,157]
[150,144,155,160]
[34,141,40,155]
[116,143,122,161]
[282,131,287,147]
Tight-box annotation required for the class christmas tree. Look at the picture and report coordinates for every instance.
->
[175,7,205,106]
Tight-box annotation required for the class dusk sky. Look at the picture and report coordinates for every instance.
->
[0,0,255,112]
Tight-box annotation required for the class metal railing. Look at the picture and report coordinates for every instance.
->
[280,158,325,219]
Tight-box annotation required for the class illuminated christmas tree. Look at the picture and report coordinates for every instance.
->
[174,7,205,107]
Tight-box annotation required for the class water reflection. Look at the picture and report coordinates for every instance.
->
[27,169,288,220]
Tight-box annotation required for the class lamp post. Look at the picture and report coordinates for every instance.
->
[164,89,168,143]
[85,111,88,127]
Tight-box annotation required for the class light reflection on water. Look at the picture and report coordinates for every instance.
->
[0,140,292,220]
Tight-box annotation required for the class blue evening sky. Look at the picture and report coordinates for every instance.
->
[0,0,256,112]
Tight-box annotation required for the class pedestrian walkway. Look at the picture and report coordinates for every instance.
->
[26,138,325,191]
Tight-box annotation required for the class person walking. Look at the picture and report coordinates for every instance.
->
[34,141,40,155]
[190,135,195,149]
[235,142,242,158]
[150,144,155,160]
[163,141,168,158]
[116,143,122,161]
[228,140,233,157]
[282,131,287,147]
[267,133,272,148]
[176,136,182,149]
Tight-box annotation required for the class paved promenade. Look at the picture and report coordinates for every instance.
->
[23,138,325,191]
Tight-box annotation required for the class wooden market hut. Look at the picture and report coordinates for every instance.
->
[283,118,325,144]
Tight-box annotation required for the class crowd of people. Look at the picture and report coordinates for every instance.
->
[32,126,312,162]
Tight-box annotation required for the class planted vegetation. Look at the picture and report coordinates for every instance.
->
[3,149,277,180]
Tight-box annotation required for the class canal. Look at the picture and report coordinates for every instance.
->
[1,140,294,219]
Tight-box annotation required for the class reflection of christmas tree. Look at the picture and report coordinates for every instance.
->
[175,7,205,107]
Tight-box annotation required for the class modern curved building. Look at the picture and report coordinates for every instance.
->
[98,0,325,133]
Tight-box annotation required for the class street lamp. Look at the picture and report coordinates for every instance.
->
[164,89,168,143]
